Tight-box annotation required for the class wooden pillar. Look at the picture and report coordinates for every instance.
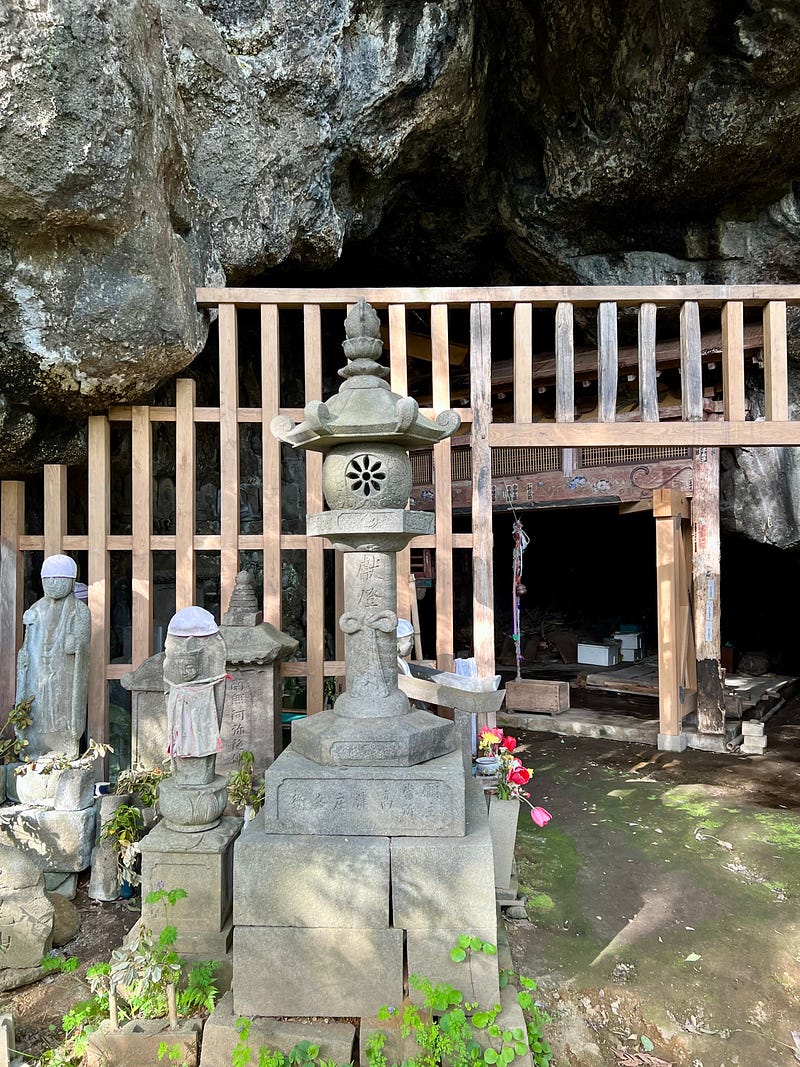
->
[43,465,68,559]
[0,482,24,719]
[175,379,196,611]
[304,304,324,715]
[88,417,111,752]
[514,303,533,423]
[470,303,494,729]
[131,406,153,667]
[261,304,282,625]
[389,304,412,625]
[432,303,454,675]
[692,447,724,734]
[654,488,689,750]
[218,303,240,616]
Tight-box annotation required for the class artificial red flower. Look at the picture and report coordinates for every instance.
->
[509,764,531,785]
[530,806,552,827]
[502,735,517,753]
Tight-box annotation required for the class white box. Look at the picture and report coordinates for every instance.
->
[613,631,643,650]
[620,648,644,663]
[577,643,619,666]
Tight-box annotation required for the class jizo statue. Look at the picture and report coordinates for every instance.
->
[16,554,91,760]
[159,606,229,831]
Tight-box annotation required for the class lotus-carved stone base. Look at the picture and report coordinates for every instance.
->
[158,774,228,833]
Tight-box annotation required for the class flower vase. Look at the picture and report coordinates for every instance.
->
[475,755,500,777]
[488,795,520,891]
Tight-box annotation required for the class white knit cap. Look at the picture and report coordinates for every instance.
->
[167,606,219,637]
[396,618,414,639]
[41,554,78,579]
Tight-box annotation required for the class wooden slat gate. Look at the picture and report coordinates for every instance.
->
[1,285,800,753]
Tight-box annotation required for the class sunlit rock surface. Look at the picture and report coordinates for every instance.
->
[1,0,800,543]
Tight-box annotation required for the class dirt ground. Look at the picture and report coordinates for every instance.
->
[1,884,138,1059]
[504,697,800,1067]
[3,701,799,1066]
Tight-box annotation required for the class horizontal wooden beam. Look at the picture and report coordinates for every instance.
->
[489,421,800,448]
[197,285,800,309]
[108,405,473,426]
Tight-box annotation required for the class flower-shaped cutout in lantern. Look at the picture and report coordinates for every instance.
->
[346,454,387,498]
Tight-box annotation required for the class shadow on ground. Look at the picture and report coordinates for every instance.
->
[505,696,800,1066]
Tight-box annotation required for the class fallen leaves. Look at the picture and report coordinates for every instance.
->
[611,1050,673,1066]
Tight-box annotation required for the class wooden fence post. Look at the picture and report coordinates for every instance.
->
[432,303,454,676]
[471,302,494,729]
[0,481,24,719]
[43,465,67,559]
[88,417,111,754]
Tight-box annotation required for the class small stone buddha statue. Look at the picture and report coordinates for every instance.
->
[158,606,229,831]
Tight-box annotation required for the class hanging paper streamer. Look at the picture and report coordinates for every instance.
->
[512,517,530,680]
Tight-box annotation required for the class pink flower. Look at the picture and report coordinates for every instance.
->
[530,806,552,827]
[502,736,517,753]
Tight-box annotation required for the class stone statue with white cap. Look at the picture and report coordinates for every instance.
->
[157,606,229,832]
[16,554,91,760]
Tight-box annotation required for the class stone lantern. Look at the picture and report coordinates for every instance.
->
[212,299,499,1030]
[271,297,460,766]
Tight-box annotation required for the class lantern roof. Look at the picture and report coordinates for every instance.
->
[271,298,460,452]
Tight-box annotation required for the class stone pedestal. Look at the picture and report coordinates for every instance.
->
[0,806,95,886]
[0,764,98,898]
[200,993,356,1067]
[262,747,466,837]
[225,773,498,1020]
[139,817,240,958]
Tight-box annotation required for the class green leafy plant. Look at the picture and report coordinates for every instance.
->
[39,988,109,1066]
[232,1021,344,1067]
[227,750,265,815]
[158,1040,190,1066]
[38,889,218,1066]
[232,937,552,1067]
[40,953,80,975]
[363,936,552,1067]
[90,888,219,1027]
[116,764,172,808]
[16,737,112,776]
[0,694,33,763]
[100,803,144,886]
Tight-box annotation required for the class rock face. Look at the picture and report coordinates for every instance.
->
[0,0,480,470]
[2,0,800,538]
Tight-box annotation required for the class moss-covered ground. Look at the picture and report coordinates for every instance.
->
[504,705,800,1066]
